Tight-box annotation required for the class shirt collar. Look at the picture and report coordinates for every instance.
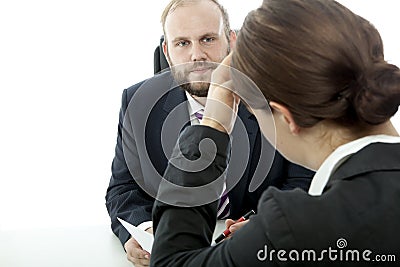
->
[308,134,400,196]
[185,91,205,115]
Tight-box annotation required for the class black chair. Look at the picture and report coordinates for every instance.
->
[154,36,169,74]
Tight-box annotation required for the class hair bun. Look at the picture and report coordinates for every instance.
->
[354,62,400,125]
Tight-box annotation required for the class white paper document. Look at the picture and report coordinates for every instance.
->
[117,217,154,252]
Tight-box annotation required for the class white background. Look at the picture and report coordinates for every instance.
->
[0,0,399,230]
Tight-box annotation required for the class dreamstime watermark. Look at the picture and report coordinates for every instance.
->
[257,238,397,263]
[122,62,277,207]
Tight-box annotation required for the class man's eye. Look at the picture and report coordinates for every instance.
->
[176,41,189,47]
[202,37,215,43]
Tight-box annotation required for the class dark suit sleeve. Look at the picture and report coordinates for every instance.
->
[105,88,154,245]
[151,125,280,267]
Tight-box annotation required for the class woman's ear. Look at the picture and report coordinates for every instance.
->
[269,102,300,135]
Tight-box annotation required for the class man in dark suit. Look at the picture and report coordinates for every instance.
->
[105,0,314,266]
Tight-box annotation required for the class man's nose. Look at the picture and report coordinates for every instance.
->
[190,42,207,61]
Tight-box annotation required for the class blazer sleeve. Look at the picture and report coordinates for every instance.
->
[151,125,280,267]
[105,88,155,245]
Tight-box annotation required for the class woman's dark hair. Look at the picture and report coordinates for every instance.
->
[233,0,400,127]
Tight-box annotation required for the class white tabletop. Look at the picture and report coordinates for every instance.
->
[0,221,226,267]
[0,225,132,267]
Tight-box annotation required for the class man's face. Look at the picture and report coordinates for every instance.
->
[163,1,232,97]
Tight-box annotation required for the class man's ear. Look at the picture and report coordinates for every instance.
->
[269,101,301,135]
[229,30,237,50]
[162,40,171,66]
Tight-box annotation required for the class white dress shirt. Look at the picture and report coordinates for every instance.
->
[185,91,206,125]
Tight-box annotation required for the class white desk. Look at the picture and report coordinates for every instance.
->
[0,225,132,267]
[0,221,226,267]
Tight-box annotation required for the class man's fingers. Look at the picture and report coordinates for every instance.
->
[127,248,150,266]
[125,237,151,266]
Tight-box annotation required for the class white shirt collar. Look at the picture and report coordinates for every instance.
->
[185,91,205,116]
[308,134,400,196]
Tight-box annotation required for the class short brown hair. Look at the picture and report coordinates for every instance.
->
[233,0,400,127]
[161,0,231,43]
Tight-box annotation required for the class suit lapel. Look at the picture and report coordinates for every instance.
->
[227,104,259,211]
[156,87,190,164]
[238,104,258,145]
[331,142,400,182]
[164,86,190,127]
[162,86,188,115]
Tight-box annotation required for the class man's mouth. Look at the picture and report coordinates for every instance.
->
[190,67,212,74]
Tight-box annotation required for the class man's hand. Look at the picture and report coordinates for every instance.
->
[124,227,153,266]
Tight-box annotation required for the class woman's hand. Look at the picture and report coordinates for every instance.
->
[201,54,240,133]
[223,219,249,240]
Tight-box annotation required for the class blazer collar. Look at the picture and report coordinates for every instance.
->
[163,85,187,114]
[309,136,400,196]
[237,104,258,135]
[161,82,191,134]
[331,142,400,181]
[226,104,259,199]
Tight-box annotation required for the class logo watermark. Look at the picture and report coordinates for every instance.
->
[257,238,397,263]
[122,63,277,207]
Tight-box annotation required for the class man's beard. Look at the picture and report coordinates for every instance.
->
[180,81,210,97]
[167,48,230,97]
[171,61,215,97]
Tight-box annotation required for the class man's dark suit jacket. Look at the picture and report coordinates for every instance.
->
[151,126,400,266]
[105,71,314,245]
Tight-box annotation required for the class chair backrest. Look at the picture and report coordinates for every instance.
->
[154,36,169,74]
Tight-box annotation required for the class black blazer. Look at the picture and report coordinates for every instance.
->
[106,71,314,245]
[151,126,400,266]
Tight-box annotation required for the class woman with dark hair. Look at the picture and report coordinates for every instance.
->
[150,0,400,266]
